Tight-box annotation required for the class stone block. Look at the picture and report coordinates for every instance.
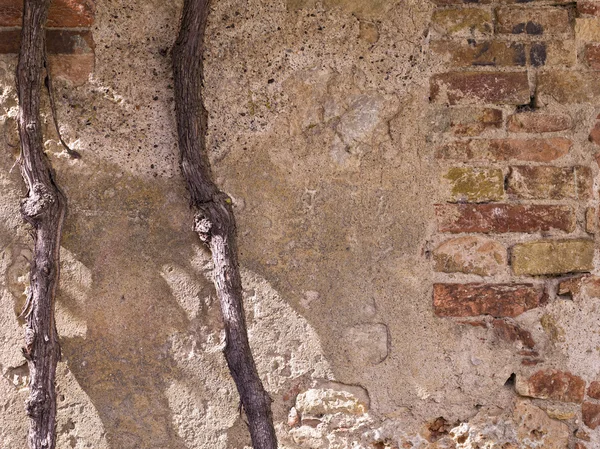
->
[443,167,504,202]
[512,239,594,276]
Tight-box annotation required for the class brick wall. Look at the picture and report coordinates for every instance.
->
[429,1,600,445]
[0,0,95,85]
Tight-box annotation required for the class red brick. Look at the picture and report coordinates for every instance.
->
[435,204,575,233]
[431,40,526,67]
[0,29,94,55]
[516,370,585,403]
[491,318,535,348]
[538,71,600,104]
[507,113,572,133]
[579,1,600,16]
[430,71,530,105]
[433,283,544,318]
[436,138,571,162]
[590,121,600,145]
[0,0,94,27]
[48,53,94,86]
[496,7,572,36]
[507,166,592,200]
[585,44,600,70]
[588,381,600,399]
[583,402,600,429]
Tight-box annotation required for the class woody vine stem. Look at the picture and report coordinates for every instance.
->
[16,0,64,448]
[173,0,278,447]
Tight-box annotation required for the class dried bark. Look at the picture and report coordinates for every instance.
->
[16,0,65,448]
[173,1,278,448]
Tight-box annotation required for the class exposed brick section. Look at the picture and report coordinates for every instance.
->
[587,381,600,400]
[0,0,95,84]
[433,236,506,276]
[436,204,575,234]
[507,113,572,133]
[496,7,571,36]
[436,138,572,162]
[443,167,504,202]
[516,370,585,403]
[0,29,94,54]
[512,239,595,276]
[0,0,94,27]
[506,166,592,200]
[585,44,600,70]
[491,318,535,349]
[582,402,600,429]
[431,8,493,37]
[538,71,600,104]
[430,72,530,105]
[431,40,526,67]
[433,283,543,318]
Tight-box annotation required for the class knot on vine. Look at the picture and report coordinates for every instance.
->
[193,214,212,243]
[25,389,47,418]
[20,183,56,222]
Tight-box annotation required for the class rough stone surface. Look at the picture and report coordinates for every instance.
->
[512,239,595,276]
[433,236,506,276]
[516,370,586,403]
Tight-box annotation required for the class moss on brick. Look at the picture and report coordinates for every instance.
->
[444,167,504,202]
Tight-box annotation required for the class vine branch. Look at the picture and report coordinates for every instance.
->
[16,0,65,448]
[173,1,278,447]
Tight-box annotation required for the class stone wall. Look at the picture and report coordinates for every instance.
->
[1,0,600,448]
